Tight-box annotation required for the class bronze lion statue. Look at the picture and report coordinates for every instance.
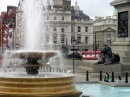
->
[96,44,120,65]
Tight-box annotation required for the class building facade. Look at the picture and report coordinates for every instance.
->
[15,0,93,51]
[93,15,117,50]
[0,16,2,52]
[0,6,16,52]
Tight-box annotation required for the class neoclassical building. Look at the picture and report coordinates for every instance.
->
[15,0,93,51]
[93,13,117,50]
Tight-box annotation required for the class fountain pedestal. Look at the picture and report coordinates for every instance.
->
[18,52,57,75]
[0,73,82,97]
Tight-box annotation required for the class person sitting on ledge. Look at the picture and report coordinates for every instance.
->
[115,76,122,84]
[104,72,109,82]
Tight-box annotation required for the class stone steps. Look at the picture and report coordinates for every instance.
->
[112,50,130,57]
[122,57,130,63]
[76,61,122,73]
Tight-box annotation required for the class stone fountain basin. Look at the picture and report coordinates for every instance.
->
[5,51,59,75]
[0,72,82,97]
[6,51,58,59]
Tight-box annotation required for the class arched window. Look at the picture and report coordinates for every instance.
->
[54,27,57,31]
[61,28,64,32]
[53,35,57,43]
[61,34,65,43]
[62,16,64,20]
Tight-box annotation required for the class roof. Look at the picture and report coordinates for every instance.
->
[71,11,90,19]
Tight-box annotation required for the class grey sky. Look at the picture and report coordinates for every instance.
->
[0,0,115,18]
[71,0,114,18]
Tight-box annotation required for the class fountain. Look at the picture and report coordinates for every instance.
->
[0,0,82,96]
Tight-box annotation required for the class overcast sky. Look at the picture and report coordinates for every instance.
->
[0,0,114,18]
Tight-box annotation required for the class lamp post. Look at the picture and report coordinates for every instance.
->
[72,38,76,74]
[94,33,97,59]
[73,44,75,74]
[66,38,67,47]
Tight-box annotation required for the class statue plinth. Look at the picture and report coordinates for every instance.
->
[111,0,130,71]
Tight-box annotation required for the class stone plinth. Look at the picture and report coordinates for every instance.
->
[110,0,130,72]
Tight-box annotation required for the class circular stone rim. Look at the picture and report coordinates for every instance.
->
[0,72,74,79]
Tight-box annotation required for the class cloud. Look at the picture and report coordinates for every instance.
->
[0,0,114,18]
[71,0,114,18]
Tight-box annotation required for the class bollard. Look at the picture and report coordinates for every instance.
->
[99,71,102,81]
[125,72,128,83]
[111,71,115,82]
[86,71,89,81]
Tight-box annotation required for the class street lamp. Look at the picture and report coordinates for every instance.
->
[94,33,97,59]
[66,38,68,47]
[71,38,76,74]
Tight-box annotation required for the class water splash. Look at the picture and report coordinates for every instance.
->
[21,0,47,50]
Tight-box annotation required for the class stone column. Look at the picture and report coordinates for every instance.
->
[111,0,130,70]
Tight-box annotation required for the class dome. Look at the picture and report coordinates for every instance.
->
[74,0,80,11]
[113,8,117,15]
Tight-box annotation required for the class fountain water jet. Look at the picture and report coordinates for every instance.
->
[0,0,82,96]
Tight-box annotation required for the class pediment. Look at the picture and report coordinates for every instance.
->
[102,27,116,32]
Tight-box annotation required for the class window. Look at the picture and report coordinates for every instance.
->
[107,34,111,39]
[85,27,88,32]
[61,28,64,32]
[78,26,81,32]
[46,36,49,43]
[71,27,73,32]
[60,1,62,4]
[54,16,56,20]
[77,37,81,43]
[61,36,65,43]
[107,34,111,45]
[53,36,57,43]
[77,18,81,21]
[47,16,49,20]
[85,37,88,44]
[84,17,88,20]
[16,37,19,44]
[71,36,75,43]
[54,27,57,31]
[62,16,64,20]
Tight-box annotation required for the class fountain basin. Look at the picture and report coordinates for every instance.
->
[5,51,58,75]
[0,72,82,97]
